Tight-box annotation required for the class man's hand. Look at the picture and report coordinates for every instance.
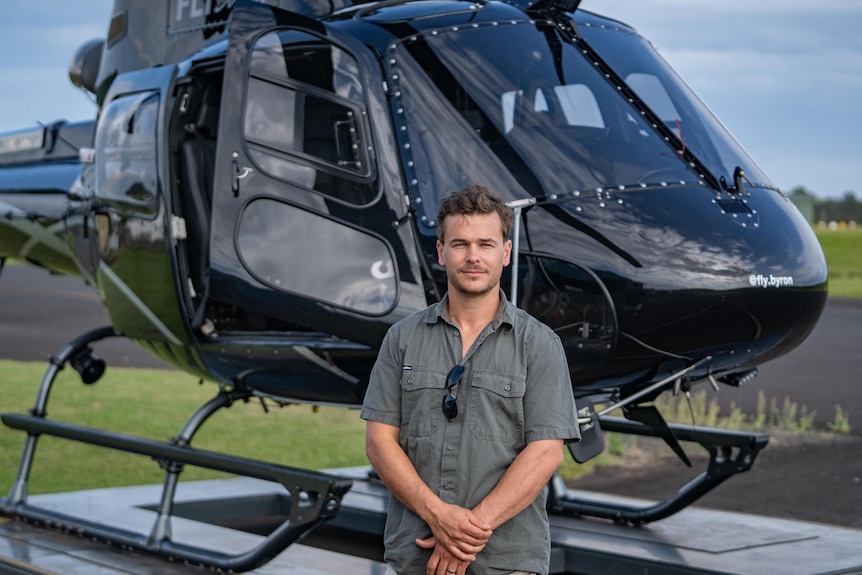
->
[366,422,493,573]
[416,535,475,575]
[367,422,491,559]
[417,502,491,561]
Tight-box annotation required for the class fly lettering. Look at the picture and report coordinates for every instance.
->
[748,274,794,288]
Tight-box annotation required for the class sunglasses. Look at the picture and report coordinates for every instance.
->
[442,364,464,421]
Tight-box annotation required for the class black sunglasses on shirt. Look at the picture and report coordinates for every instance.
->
[442,364,464,421]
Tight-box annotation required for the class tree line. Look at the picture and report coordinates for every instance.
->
[788,187,860,225]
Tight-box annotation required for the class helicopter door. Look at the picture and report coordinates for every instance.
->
[93,64,193,351]
[207,2,404,344]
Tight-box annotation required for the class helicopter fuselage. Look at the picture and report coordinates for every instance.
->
[0,0,828,409]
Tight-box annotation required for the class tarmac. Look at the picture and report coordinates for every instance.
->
[3,470,862,575]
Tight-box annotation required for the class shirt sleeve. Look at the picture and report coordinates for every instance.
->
[360,325,404,428]
[523,333,581,444]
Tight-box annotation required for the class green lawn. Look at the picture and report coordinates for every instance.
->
[0,360,369,494]
[816,228,862,298]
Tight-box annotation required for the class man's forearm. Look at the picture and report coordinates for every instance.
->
[366,422,443,521]
[472,439,564,529]
[366,421,492,562]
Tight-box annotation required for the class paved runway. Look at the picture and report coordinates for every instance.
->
[1,264,860,433]
[713,295,862,434]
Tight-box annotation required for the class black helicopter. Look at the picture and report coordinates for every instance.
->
[0,0,827,571]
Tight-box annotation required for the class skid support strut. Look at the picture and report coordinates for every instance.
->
[4,326,117,506]
[550,416,769,524]
[0,327,352,572]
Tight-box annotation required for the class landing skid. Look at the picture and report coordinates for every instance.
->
[0,327,352,573]
[550,416,769,524]
[1,327,770,569]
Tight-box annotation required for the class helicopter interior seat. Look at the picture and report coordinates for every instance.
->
[488,94,568,194]
[177,90,219,322]
[575,99,674,184]
[527,82,623,183]
[301,101,370,205]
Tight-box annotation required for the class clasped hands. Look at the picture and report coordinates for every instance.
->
[417,502,492,575]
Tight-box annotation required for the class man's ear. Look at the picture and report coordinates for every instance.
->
[503,238,512,266]
[437,239,444,266]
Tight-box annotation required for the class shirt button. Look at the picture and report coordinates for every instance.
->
[455,331,460,337]
[444,483,453,490]
[447,444,454,450]
[407,378,413,384]
[504,385,511,391]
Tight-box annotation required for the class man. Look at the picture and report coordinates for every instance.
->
[361,184,580,575]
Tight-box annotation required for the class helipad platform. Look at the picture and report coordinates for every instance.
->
[2,468,861,575]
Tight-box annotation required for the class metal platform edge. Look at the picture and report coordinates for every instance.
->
[2,467,862,575]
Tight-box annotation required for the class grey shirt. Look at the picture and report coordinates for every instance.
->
[361,291,580,575]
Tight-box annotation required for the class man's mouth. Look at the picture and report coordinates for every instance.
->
[460,267,486,276]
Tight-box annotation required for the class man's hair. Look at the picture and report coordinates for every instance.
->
[436,184,513,242]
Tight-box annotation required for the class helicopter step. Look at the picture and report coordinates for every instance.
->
[2,472,862,575]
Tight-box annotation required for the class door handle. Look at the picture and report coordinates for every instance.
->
[231,159,252,197]
[231,159,239,196]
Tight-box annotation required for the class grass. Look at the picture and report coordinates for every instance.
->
[2,359,849,495]
[815,228,862,298]
[557,387,851,480]
[651,388,844,434]
[0,360,370,495]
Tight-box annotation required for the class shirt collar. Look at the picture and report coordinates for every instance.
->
[425,289,516,331]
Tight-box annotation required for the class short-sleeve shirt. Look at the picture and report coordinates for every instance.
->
[361,291,580,575]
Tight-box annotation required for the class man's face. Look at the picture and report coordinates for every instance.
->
[437,212,512,297]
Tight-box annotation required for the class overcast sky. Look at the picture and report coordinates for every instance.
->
[0,0,859,199]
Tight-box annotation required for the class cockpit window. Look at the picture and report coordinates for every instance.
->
[554,84,606,129]
[502,84,605,134]
[243,29,376,205]
[576,18,773,189]
[387,20,698,226]
[95,91,160,216]
[624,73,680,125]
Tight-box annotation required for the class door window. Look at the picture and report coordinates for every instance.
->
[237,198,397,315]
[244,30,376,205]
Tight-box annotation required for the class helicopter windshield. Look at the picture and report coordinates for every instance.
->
[575,14,773,191]
[388,19,697,226]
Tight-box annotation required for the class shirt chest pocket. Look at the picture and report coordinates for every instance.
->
[400,368,445,438]
[469,371,526,443]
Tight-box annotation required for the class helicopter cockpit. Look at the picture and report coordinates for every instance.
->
[384,10,774,227]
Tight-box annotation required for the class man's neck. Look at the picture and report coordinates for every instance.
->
[446,287,501,334]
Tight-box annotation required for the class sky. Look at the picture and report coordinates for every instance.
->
[0,0,859,199]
